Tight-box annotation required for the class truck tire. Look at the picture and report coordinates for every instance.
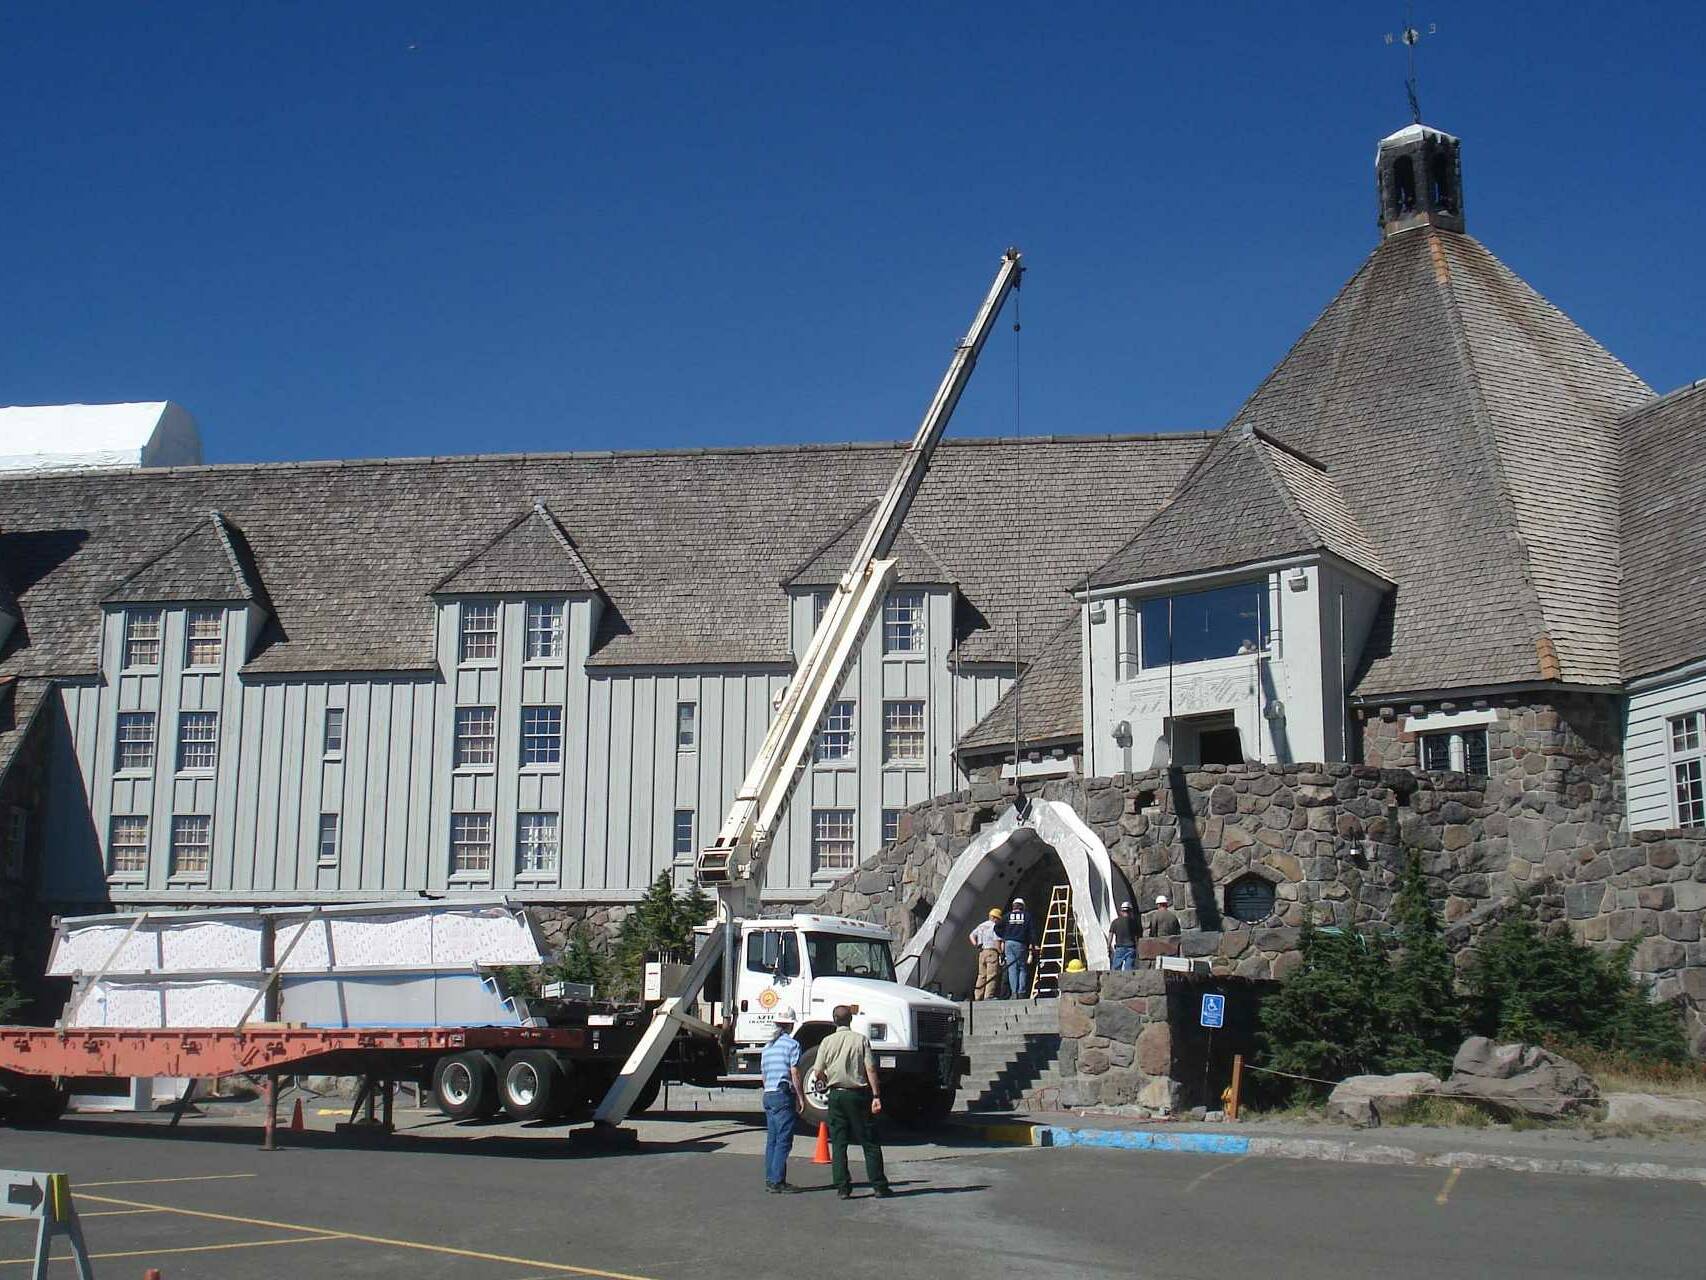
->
[499,1051,570,1123]
[433,1051,500,1121]
[795,1044,831,1129]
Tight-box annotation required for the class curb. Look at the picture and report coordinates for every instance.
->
[955,1121,1706,1184]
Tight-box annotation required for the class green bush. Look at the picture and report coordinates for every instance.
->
[1464,906,1687,1064]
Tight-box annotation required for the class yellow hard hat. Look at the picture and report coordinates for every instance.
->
[1065,958,1086,972]
[988,908,1004,919]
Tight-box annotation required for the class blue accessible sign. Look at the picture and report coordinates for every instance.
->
[1199,993,1226,1029]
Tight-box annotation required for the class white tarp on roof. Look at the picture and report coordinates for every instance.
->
[0,401,202,473]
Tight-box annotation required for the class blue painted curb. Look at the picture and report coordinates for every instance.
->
[1040,1127,1252,1155]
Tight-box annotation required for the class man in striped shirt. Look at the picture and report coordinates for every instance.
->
[761,1007,804,1193]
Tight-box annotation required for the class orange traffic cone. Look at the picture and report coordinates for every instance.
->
[289,1098,305,1131]
[812,1121,831,1165]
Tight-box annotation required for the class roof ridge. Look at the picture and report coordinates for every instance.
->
[531,500,602,592]
[1244,431,1330,552]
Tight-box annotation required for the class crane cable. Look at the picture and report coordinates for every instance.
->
[1010,286,1025,816]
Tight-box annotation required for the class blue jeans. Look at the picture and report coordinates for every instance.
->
[763,1089,796,1185]
[1003,939,1029,998]
[1111,945,1137,971]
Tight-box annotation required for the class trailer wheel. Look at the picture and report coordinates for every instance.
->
[499,1051,570,1123]
[433,1051,500,1121]
[795,1044,831,1128]
[0,1077,69,1126]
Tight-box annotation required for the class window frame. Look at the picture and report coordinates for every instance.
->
[122,609,163,670]
[811,808,856,877]
[882,699,927,768]
[1420,726,1489,775]
[672,809,696,858]
[519,705,564,768]
[881,808,902,846]
[458,601,500,665]
[114,711,157,775]
[882,591,925,656]
[454,706,498,770]
[317,813,340,867]
[516,812,560,878]
[524,600,565,662]
[1136,580,1270,672]
[323,706,346,758]
[108,814,149,878]
[1668,710,1706,830]
[169,814,213,880]
[176,710,219,774]
[812,700,856,766]
[450,812,494,878]
[184,608,224,669]
[676,701,698,751]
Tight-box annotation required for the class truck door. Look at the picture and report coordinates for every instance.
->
[736,927,802,1046]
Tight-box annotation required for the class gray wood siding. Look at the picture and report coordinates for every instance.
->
[1627,671,1706,831]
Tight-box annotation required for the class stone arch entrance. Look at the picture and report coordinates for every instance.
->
[895,799,1132,996]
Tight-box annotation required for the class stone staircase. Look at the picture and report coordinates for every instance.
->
[954,998,1063,1112]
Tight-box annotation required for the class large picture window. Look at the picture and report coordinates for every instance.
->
[1139,581,1268,669]
[1670,711,1705,829]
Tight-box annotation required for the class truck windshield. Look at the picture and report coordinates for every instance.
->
[803,933,896,981]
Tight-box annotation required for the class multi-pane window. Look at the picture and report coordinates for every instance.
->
[525,601,564,661]
[1670,712,1705,829]
[454,707,497,768]
[676,702,697,750]
[450,813,493,875]
[317,814,340,865]
[882,808,902,846]
[114,712,156,772]
[814,700,855,764]
[516,813,559,876]
[323,707,346,756]
[459,602,499,662]
[177,711,219,772]
[1421,727,1489,775]
[812,809,856,874]
[883,700,926,765]
[123,610,162,668]
[673,810,695,857]
[170,815,212,878]
[883,591,925,655]
[109,815,148,876]
[521,706,563,766]
[184,609,223,668]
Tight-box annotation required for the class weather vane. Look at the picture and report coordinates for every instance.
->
[1384,3,1438,124]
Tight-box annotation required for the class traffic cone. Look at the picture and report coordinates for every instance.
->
[812,1121,831,1165]
[289,1098,305,1131]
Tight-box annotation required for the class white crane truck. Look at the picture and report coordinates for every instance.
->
[596,249,1025,1129]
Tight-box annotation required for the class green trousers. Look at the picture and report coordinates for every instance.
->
[826,1088,889,1192]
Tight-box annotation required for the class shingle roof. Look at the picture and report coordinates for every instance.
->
[1219,226,1649,696]
[1620,380,1706,682]
[958,617,1082,755]
[784,506,956,588]
[1087,427,1386,590]
[102,511,265,606]
[434,502,600,596]
[0,434,1211,678]
[0,677,50,785]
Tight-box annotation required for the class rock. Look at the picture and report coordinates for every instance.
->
[1437,1037,1598,1120]
[1137,1076,1180,1114]
[1091,1000,1145,1043]
[1602,1093,1706,1128]
[1136,1022,1172,1076]
[1324,1072,1442,1128]
[1078,1047,1110,1076]
[1057,997,1092,1039]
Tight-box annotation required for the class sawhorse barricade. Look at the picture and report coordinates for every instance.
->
[1,1170,94,1279]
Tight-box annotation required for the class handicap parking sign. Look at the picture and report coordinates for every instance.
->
[1199,993,1225,1029]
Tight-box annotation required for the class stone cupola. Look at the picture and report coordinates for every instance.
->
[1376,123,1464,237]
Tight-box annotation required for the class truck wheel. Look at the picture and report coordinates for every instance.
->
[1,1078,69,1126]
[499,1051,570,1123]
[433,1052,500,1121]
[795,1045,831,1128]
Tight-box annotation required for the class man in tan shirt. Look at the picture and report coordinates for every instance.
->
[810,1005,892,1199]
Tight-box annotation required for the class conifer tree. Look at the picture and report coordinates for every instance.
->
[1382,853,1461,1075]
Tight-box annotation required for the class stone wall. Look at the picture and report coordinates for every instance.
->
[1038,968,1178,1111]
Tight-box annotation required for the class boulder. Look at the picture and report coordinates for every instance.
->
[1602,1093,1706,1128]
[1436,1037,1599,1120]
[1324,1072,1442,1128]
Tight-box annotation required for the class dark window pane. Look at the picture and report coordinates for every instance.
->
[1225,876,1276,923]
[1139,582,1268,668]
[1462,728,1489,775]
[1421,733,1452,771]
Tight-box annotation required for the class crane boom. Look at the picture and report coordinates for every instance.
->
[696,247,1024,917]
[592,248,1022,1127]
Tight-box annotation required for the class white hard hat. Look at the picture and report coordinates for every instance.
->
[1155,894,1170,906]
[773,1005,797,1025]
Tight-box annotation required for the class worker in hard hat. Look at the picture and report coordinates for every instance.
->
[1150,894,1181,938]
[968,907,1004,1000]
[760,1005,804,1193]
[999,896,1036,998]
[1108,901,1139,971]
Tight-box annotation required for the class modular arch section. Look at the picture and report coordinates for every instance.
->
[894,799,1131,995]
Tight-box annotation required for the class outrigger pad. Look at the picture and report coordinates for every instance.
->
[573,1122,639,1150]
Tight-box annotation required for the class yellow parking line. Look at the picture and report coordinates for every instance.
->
[1185,1154,1251,1193]
[81,1195,657,1280]
[1436,1166,1462,1205]
[1,1236,339,1266]
[79,1174,258,1188]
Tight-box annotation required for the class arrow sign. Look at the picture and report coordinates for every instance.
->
[6,1180,42,1210]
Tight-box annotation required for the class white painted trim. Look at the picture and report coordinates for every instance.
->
[1080,550,1391,603]
[1403,708,1498,732]
[1628,656,1706,692]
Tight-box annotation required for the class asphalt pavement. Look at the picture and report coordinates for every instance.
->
[2,1107,1699,1279]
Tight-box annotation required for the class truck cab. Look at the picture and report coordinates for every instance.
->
[697,914,965,1125]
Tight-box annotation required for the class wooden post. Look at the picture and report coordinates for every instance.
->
[262,1073,278,1151]
[1228,1053,1244,1121]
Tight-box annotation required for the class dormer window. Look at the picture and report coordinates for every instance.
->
[459,602,499,663]
[525,601,564,661]
[883,591,924,655]
[185,609,224,669]
[1137,581,1268,669]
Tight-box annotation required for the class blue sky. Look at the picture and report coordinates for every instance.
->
[4,2,1701,465]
